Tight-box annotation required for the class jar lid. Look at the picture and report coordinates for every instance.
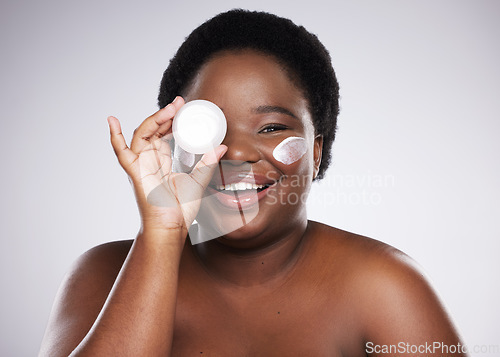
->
[172,100,227,154]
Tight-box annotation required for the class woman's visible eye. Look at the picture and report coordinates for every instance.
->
[260,124,288,133]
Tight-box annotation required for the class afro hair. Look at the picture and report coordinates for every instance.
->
[158,9,339,180]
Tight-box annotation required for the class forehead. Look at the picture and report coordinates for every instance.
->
[183,49,312,124]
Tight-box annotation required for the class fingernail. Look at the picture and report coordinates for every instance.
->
[172,96,180,104]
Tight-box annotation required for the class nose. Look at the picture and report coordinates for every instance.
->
[221,128,261,163]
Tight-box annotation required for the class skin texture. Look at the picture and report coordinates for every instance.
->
[39,50,467,356]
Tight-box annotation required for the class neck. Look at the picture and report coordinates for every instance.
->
[189,219,310,287]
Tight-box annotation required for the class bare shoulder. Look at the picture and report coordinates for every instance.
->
[309,220,435,277]
[307,221,465,353]
[307,220,409,270]
[39,240,133,356]
[70,239,133,279]
[58,240,133,303]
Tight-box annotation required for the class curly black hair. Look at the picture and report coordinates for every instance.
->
[158,9,339,180]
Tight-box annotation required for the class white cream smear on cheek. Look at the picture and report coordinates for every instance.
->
[272,136,307,165]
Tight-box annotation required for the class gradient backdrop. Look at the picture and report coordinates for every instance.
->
[1,0,499,355]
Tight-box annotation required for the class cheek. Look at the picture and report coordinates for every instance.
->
[272,137,307,165]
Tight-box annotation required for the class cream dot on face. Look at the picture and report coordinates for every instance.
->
[272,136,307,165]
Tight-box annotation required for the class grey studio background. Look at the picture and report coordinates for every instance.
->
[1,0,499,355]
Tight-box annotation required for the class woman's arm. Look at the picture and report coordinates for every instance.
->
[39,230,185,357]
[70,228,186,356]
[39,96,226,356]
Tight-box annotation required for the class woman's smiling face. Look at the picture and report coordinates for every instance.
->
[183,49,322,246]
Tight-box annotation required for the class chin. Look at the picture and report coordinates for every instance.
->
[195,209,265,246]
[202,206,307,251]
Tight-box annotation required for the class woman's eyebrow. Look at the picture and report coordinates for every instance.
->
[253,105,299,119]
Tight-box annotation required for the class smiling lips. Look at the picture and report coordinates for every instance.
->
[207,183,274,210]
[207,168,279,210]
[215,182,270,191]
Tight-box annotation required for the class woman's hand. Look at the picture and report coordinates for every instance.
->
[107,96,227,234]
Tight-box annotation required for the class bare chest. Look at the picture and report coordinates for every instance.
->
[171,279,364,356]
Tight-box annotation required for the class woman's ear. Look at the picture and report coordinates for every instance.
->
[313,135,323,179]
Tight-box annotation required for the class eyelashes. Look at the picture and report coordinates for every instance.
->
[259,123,288,133]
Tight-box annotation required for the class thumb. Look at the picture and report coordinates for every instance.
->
[189,145,227,190]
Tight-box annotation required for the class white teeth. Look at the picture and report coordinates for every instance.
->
[216,183,268,191]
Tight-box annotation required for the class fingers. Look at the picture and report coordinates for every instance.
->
[189,145,228,189]
[108,116,137,169]
[171,95,185,111]
[130,96,185,154]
